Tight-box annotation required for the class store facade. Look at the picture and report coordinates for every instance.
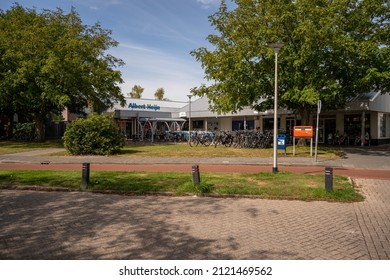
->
[110,98,187,141]
[112,92,390,145]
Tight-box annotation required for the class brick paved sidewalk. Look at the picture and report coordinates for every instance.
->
[0,178,389,260]
[1,145,389,260]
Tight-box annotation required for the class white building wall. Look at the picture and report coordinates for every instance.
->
[254,117,261,130]
[259,116,265,132]
[371,112,379,140]
[220,117,232,131]
[280,115,286,131]
[370,93,390,112]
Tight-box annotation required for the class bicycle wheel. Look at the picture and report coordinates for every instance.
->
[189,137,198,147]
[214,137,221,148]
[202,135,212,146]
[224,136,233,147]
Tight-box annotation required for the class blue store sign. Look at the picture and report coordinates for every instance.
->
[128,103,161,111]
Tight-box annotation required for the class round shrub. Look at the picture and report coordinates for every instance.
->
[63,114,124,155]
[13,122,36,141]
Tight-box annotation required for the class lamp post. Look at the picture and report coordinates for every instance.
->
[187,94,192,143]
[269,43,284,173]
[315,100,322,162]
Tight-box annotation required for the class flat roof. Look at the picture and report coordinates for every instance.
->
[139,117,186,122]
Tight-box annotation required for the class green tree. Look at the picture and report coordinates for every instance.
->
[128,85,144,98]
[0,4,125,141]
[154,87,167,100]
[190,0,389,124]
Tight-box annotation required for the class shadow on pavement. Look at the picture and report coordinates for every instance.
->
[342,146,390,157]
[0,191,232,259]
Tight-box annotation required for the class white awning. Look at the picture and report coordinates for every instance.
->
[139,117,186,122]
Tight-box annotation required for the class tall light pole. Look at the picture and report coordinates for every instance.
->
[269,43,284,173]
[187,94,192,143]
[315,100,321,162]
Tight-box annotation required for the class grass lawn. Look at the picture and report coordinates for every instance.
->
[0,169,363,202]
[0,141,63,155]
[47,142,340,158]
[118,143,342,158]
[0,140,342,158]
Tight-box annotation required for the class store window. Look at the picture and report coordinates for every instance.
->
[263,118,280,131]
[344,114,370,139]
[380,113,389,138]
[232,120,254,131]
[193,120,204,130]
[286,118,301,137]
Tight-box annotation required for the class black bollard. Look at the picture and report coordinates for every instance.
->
[82,163,90,188]
[192,164,201,187]
[325,167,333,193]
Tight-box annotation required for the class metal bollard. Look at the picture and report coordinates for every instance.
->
[192,164,201,187]
[325,167,333,193]
[82,163,90,188]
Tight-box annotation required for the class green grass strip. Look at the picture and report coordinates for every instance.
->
[0,170,363,202]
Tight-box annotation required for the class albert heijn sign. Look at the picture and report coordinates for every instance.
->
[128,102,161,111]
[293,126,313,138]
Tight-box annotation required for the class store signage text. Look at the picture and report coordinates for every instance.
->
[128,103,161,111]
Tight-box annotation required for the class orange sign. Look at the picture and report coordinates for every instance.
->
[294,126,313,138]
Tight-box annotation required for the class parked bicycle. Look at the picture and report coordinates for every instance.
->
[189,131,213,147]
[213,130,233,147]
[225,130,273,149]
[239,130,272,148]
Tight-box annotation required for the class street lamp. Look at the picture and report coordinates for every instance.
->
[269,43,284,173]
[187,94,192,143]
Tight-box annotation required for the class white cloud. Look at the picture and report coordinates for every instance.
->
[119,43,158,54]
[196,0,220,8]
[73,0,121,10]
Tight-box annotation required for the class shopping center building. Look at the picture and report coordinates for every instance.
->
[111,91,390,145]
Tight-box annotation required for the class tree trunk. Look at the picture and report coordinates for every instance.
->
[34,115,46,142]
[5,112,14,139]
[299,109,312,126]
[297,108,313,146]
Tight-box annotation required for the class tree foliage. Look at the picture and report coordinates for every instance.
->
[63,114,124,155]
[154,87,167,100]
[128,84,144,98]
[191,0,389,123]
[0,4,125,141]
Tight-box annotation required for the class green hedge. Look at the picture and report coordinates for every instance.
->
[63,114,124,155]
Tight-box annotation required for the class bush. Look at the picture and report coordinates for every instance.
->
[13,122,36,141]
[63,114,124,155]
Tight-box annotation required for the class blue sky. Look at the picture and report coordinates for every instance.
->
[1,0,225,101]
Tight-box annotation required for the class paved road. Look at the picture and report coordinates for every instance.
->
[0,146,389,260]
[0,178,389,260]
